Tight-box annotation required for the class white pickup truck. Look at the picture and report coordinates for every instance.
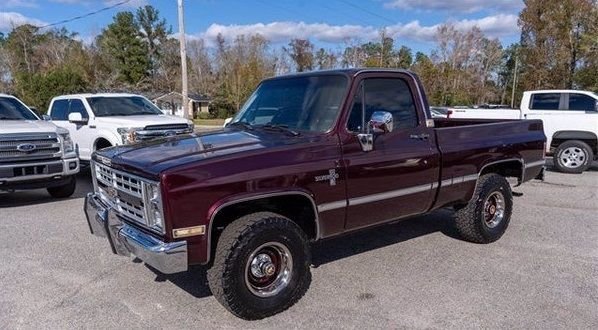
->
[447,90,598,173]
[47,93,194,163]
[0,94,79,197]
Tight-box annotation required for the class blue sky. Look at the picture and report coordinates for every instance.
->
[0,0,523,53]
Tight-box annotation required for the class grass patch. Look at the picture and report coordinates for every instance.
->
[193,118,225,126]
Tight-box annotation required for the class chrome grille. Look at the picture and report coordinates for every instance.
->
[134,124,192,141]
[93,162,157,228]
[0,133,61,162]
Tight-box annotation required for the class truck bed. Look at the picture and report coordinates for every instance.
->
[431,118,546,208]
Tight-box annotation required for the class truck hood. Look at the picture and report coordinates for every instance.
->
[0,120,60,134]
[94,128,309,178]
[94,114,190,128]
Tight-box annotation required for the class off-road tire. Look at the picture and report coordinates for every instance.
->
[453,173,513,243]
[47,176,76,198]
[207,212,311,320]
[553,140,593,174]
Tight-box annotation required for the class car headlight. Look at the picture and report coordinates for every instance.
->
[188,122,194,132]
[143,182,164,232]
[117,127,142,144]
[60,132,74,153]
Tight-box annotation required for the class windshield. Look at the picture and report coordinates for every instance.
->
[87,96,163,117]
[233,75,348,132]
[0,97,39,120]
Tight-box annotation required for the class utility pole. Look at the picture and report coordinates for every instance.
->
[177,0,189,119]
[510,55,519,109]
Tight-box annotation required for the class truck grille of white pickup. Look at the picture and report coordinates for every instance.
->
[134,124,192,141]
[92,162,164,234]
[0,133,61,163]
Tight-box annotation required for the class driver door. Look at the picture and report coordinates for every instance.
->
[340,75,439,230]
[50,98,93,159]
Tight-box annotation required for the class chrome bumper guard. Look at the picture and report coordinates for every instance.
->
[84,193,187,274]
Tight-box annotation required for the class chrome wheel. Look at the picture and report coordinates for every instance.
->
[560,147,586,169]
[245,242,293,297]
[484,191,505,229]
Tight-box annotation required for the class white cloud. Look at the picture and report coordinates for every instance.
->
[0,0,38,9]
[203,22,378,44]
[384,0,523,13]
[0,11,46,31]
[49,0,147,7]
[104,0,147,8]
[199,14,520,45]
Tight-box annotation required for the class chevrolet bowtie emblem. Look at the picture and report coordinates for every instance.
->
[315,169,340,186]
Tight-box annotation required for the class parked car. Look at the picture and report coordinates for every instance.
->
[47,93,194,163]
[446,90,598,173]
[0,94,79,197]
[83,69,545,319]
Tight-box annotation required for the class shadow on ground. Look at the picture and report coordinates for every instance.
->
[151,207,459,299]
[0,168,93,208]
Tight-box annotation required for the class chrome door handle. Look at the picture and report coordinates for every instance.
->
[409,133,430,140]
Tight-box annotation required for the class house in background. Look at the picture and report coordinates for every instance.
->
[152,92,210,118]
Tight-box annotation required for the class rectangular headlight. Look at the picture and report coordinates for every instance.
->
[143,182,164,233]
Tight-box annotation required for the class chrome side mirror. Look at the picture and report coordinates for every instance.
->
[68,112,88,125]
[42,114,52,121]
[369,111,394,133]
[357,111,394,152]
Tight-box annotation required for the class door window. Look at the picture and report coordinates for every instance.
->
[68,99,89,118]
[568,93,595,111]
[347,78,418,132]
[530,93,561,110]
[50,99,69,120]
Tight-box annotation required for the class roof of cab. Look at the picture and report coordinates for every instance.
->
[51,93,144,100]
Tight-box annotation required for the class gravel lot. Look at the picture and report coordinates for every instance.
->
[1,162,597,329]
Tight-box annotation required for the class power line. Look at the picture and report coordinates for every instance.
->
[36,0,132,29]
[336,0,396,25]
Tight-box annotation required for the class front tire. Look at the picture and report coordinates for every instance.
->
[553,140,593,174]
[453,173,513,243]
[47,176,76,198]
[207,212,311,320]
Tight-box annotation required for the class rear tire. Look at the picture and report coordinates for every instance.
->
[553,140,593,174]
[47,176,76,198]
[207,212,311,320]
[453,173,513,243]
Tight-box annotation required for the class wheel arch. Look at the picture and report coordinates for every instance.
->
[551,131,598,154]
[461,158,523,204]
[479,158,524,183]
[94,136,114,150]
[205,191,320,264]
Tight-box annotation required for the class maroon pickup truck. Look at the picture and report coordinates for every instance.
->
[84,69,546,319]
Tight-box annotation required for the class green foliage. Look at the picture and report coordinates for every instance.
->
[519,0,597,90]
[15,67,87,112]
[0,1,595,115]
[97,11,150,85]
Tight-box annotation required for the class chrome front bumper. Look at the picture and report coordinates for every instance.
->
[84,193,187,274]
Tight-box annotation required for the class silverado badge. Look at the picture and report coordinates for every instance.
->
[315,169,339,186]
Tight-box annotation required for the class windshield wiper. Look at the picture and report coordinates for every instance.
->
[261,123,300,136]
[227,121,254,131]
[0,116,22,120]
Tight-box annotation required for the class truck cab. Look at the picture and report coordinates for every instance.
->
[0,94,79,197]
[47,93,194,162]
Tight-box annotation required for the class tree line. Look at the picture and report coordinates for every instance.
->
[0,0,596,118]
